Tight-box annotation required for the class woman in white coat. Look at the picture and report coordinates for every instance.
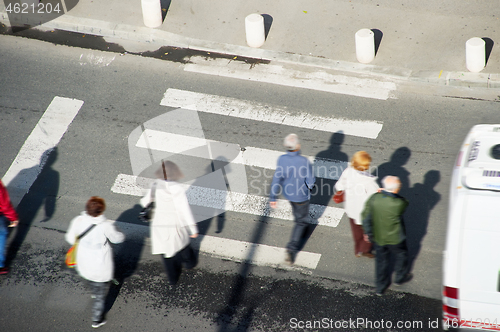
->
[335,151,379,258]
[65,196,125,328]
[141,161,199,286]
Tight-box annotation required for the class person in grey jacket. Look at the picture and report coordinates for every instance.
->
[65,196,125,328]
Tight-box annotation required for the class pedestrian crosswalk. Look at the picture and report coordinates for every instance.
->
[110,87,384,270]
[3,88,384,271]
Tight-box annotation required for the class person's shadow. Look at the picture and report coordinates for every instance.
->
[193,157,230,236]
[6,148,59,266]
[375,147,412,198]
[104,204,148,314]
[311,131,349,207]
[405,170,441,270]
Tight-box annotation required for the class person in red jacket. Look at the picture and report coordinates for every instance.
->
[0,180,19,275]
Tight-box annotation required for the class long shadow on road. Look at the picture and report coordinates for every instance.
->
[6,148,59,267]
[104,204,148,315]
[215,211,270,332]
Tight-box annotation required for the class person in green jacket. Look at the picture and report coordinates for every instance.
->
[362,175,412,295]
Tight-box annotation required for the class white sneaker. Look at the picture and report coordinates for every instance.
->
[92,319,107,328]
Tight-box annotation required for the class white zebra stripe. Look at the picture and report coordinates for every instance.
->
[160,89,383,139]
[2,96,83,207]
[192,234,321,270]
[136,130,347,180]
[111,174,343,228]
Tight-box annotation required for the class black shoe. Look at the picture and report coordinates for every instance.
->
[395,273,413,286]
[0,267,9,275]
[284,252,294,265]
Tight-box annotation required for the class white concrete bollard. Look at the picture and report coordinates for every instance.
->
[466,37,486,72]
[355,29,375,64]
[141,0,163,28]
[245,14,265,48]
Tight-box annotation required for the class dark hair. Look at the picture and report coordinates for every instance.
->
[155,160,183,181]
[86,196,106,217]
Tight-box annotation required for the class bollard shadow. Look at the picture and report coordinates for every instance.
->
[374,147,412,199]
[6,148,60,266]
[104,204,148,315]
[160,0,172,21]
[404,170,441,271]
[262,14,273,40]
[371,29,383,56]
[482,37,494,66]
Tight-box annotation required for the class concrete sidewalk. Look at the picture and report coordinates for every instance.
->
[1,0,499,88]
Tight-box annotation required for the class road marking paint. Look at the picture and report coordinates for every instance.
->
[136,129,347,180]
[192,234,321,269]
[184,59,397,100]
[79,52,116,67]
[160,89,383,139]
[111,174,344,227]
[2,96,84,206]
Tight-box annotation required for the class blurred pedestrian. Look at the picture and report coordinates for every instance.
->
[362,176,412,295]
[334,151,379,258]
[65,196,125,328]
[0,180,19,275]
[269,134,316,265]
[141,161,198,286]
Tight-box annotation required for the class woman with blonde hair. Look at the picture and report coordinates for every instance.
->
[334,151,379,258]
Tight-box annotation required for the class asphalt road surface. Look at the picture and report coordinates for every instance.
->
[1,30,499,331]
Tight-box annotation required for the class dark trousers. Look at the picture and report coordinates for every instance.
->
[89,281,108,322]
[0,215,8,268]
[374,240,409,293]
[349,218,372,255]
[286,200,310,254]
[162,244,197,286]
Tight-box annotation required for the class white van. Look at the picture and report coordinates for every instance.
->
[443,124,500,331]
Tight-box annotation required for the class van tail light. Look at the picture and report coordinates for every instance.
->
[443,286,460,325]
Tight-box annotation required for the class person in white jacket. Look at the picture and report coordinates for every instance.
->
[141,161,199,286]
[335,151,379,258]
[65,196,125,329]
